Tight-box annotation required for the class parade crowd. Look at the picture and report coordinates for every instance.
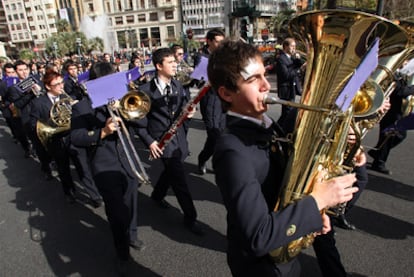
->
[0,28,413,277]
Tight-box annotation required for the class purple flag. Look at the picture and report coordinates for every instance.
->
[78,71,90,84]
[126,67,141,83]
[335,38,380,112]
[5,76,19,87]
[191,56,209,82]
[85,71,129,108]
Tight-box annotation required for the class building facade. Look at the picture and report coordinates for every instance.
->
[2,0,58,51]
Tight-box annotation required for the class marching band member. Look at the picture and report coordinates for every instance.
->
[70,62,145,274]
[210,40,358,277]
[136,48,204,236]
[30,70,77,202]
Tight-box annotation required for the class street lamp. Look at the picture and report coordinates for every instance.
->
[76,37,82,61]
[53,41,58,58]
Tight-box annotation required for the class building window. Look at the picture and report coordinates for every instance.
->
[150,27,160,46]
[149,0,157,8]
[167,26,175,38]
[139,28,149,47]
[165,10,173,20]
[115,16,123,25]
[126,15,134,24]
[88,3,94,12]
[138,14,145,22]
[149,12,158,21]
[140,0,145,9]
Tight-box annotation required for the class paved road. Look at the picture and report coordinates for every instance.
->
[0,79,413,276]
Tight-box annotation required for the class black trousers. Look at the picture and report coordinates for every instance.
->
[24,121,52,173]
[10,117,31,152]
[313,227,346,277]
[47,137,74,195]
[152,156,197,223]
[198,127,222,165]
[69,145,101,201]
[374,129,407,164]
[94,171,137,260]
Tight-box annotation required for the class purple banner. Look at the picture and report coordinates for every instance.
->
[5,76,19,87]
[126,67,141,83]
[335,38,379,112]
[85,71,129,108]
[78,71,90,84]
[191,56,209,82]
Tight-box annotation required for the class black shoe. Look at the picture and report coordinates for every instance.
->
[370,163,391,175]
[184,220,205,236]
[130,239,145,251]
[198,162,207,175]
[151,195,172,209]
[367,149,378,160]
[333,215,356,230]
[24,150,31,158]
[90,198,103,208]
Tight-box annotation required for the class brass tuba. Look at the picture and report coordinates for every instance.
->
[356,19,414,134]
[266,10,408,264]
[36,92,78,147]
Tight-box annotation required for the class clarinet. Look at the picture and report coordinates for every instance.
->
[157,84,211,152]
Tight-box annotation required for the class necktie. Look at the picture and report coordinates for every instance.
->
[165,85,173,117]
[52,96,59,103]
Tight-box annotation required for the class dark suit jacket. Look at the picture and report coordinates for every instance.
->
[213,115,322,276]
[7,75,44,124]
[0,80,12,118]
[136,78,190,160]
[64,76,85,100]
[275,52,303,100]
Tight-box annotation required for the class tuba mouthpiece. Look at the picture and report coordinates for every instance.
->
[263,94,279,104]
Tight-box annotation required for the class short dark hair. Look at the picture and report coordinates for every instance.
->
[152,48,174,70]
[208,39,263,111]
[89,61,115,80]
[206,28,225,41]
[170,44,183,54]
[14,60,27,70]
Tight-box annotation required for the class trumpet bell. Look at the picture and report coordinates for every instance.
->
[353,80,384,117]
[118,90,151,120]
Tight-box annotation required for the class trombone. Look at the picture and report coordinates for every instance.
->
[106,90,152,185]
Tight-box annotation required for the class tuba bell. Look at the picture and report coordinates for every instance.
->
[356,19,414,134]
[266,9,409,264]
[36,92,78,147]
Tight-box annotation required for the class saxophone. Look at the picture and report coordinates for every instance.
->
[266,10,409,264]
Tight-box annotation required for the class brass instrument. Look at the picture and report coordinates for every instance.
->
[402,73,414,117]
[36,92,78,147]
[175,61,194,86]
[107,89,152,185]
[356,19,414,135]
[266,10,408,264]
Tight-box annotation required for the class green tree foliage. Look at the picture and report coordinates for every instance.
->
[44,31,103,57]
[56,19,71,32]
[268,10,296,40]
[18,48,36,61]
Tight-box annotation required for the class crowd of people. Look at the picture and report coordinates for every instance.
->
[0,29,412,276]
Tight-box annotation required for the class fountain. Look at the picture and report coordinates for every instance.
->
[80,14,112,53]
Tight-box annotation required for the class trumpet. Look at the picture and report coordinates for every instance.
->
[107,89,152,185]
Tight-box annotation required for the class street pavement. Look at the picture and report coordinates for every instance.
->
[0,75,413,276]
